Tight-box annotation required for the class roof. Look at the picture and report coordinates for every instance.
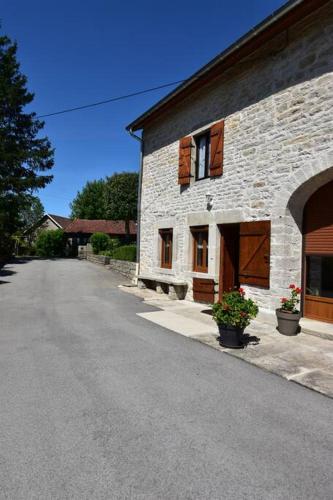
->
[48,214,72,229]
[23,213,71,234]
[64,219,137,235]
[126,0,329,131]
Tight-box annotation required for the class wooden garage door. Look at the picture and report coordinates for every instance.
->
[304,181,333,323]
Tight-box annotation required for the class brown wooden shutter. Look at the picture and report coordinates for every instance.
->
[193,278,215,303]
[178,136,192,185]
[209,120,224,177]
[239,221,270,288]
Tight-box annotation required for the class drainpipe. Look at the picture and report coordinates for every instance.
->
[128,128,143,282]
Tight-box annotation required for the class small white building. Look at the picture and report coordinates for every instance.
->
[127,0,333,325]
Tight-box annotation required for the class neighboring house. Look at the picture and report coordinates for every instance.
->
[24,213,71,243]
[127,0,333,325]
[64,219,137,247]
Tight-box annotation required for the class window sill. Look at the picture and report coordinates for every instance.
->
[186,271,215,279]
[194,176,210,184]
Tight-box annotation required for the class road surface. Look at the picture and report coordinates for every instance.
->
[0,258,332,499]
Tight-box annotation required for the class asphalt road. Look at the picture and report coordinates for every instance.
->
[0,258,332,500]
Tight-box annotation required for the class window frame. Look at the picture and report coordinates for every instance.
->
[195,132,210,181]
[159,228,173,269]
[191,225,209,273]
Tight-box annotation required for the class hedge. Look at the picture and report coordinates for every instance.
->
[111,244,137,262]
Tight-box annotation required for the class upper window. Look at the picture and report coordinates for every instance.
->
[192,226,209,273]
[195,133,210,181]
[159,228,173,269]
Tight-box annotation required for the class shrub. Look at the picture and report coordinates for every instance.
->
[212,288,258,329]
[99,250,112,257]
[108,237,121,253]
[90,232,111,254]
[98,238,121,257]
[17,243,36,256]
[112,244,137,262]
[35,230,65,257]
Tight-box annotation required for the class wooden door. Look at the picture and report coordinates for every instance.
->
[219,224,240,298]
[239,221,270,288]
[303,181,333,323]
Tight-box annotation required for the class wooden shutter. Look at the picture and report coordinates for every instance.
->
[239,221,270,288]
[178,136,192,185]
[209,120,224,177]
[193,278,215,303]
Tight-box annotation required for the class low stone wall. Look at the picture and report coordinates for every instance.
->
[87,253,110,265]
[85,252,136,279]
[107,259,136,279]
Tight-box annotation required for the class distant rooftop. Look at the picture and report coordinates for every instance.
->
[65,219,137,235]
[48,214,72,229]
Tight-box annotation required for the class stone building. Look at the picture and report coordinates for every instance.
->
[127,0,333,324]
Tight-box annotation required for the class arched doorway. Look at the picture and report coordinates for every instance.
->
[303,180,333,323]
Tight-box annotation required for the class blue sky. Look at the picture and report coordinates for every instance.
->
[2,0,286,216]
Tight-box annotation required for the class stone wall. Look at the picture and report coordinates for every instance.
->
[86,252,136,279]
[87,253,110,265]
[139,2,333,314]
[107,259,136,279]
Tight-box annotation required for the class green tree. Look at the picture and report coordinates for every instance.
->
[35,229,65,257]
[70,179,106,219]
[104,172,138,233]
[0,34,54,257]
[20,195,44,230]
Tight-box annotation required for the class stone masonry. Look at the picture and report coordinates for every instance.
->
[139,2,333,317]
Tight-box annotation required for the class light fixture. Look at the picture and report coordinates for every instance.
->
[206,192,213,210]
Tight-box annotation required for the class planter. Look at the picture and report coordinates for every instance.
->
[218,324,244,348]
[276,309,301,336]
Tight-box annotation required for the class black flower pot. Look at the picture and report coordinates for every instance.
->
[218,324,244,348]
[276,309,301,336]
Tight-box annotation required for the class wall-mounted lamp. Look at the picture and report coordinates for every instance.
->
[206,192,213,210]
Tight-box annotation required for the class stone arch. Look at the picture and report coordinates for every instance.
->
[268,154,333,306]
[271,151,333,220]
[288,164,333,231]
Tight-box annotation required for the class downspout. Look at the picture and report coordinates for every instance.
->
[128,128,143,282]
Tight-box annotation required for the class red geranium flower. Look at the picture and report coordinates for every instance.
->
[295,287,302,294]
[281,297,288,303]
[289,284,295,289]
[239,287,245,295]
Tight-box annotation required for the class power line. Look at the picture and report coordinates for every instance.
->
[37,79,186,118]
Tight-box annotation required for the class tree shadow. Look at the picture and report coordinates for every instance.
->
[0,268,16,277]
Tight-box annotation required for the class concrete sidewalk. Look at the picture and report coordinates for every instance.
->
[121,286,333,398]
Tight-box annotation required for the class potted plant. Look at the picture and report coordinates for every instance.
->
[212,288,259,348]
[276,284,302,336]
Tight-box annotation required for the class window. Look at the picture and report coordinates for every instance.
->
[306,255,333,298]
[159,229,173,269]
[192,226,209,273]
[195,133,210,181]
